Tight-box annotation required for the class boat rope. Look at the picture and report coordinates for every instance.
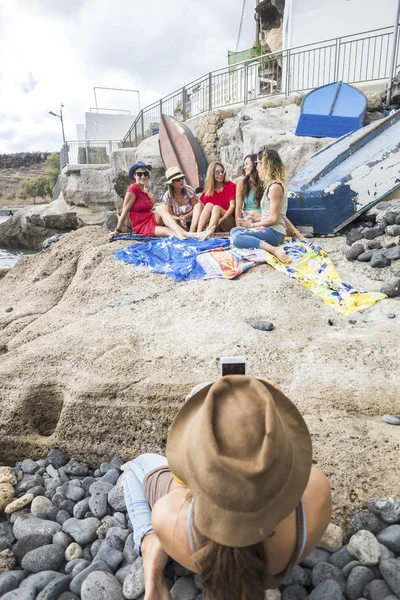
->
[235,0,247,52]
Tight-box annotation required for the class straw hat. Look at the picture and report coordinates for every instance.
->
[166,166,185,183]
[166,375,312,547]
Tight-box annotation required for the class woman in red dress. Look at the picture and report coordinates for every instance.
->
[196,161,237,233]
[111,162,205,240]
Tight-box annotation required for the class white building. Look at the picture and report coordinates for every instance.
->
[76,112,136,141]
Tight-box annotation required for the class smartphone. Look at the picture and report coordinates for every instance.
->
[220,356,247,377]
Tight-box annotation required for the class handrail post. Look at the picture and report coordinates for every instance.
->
[244,61,249,104]
[208,72,212,111]
[285,50,291,97]
[159,99,163,120]
[334,37,341,81]
[135,122,138,148]
[141,112,145,141]
[182,86,187,120]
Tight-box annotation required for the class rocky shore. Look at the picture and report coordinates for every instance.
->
[1,452,400,599]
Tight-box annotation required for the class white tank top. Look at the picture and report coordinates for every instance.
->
[261,181,287,235]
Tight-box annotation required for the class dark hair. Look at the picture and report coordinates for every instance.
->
[242,154,263,208]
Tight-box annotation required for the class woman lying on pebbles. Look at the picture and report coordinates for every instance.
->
[161,166,205,233]
[232,148,307,262]
[123,375,331,600]
[110,162,212,241]
[196,161,236,233]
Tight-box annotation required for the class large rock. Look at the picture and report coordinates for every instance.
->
[0,227,400,531]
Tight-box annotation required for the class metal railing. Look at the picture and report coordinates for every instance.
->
[59,140,122,169]
[123,25,400,146]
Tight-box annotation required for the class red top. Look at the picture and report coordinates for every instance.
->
[127,183,157,236]
[200,181,236,211]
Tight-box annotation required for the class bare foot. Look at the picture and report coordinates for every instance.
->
[271,247,288,262]
[199,225,216,241]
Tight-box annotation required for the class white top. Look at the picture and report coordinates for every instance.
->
[261,181,287,235]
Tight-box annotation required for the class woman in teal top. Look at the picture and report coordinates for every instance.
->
[235,154,263,227]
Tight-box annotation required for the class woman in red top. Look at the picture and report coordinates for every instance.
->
[111,162,205,240]
[197,162,236,232]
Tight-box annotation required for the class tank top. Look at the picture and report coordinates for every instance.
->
[142,465,307,589]
[261,181,287,235]
[243,189,261,213]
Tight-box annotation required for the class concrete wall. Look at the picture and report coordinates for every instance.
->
[283,0,398,49]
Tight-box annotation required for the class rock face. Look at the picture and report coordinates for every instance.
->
[0,227,400,528]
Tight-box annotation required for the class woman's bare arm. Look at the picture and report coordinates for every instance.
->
[113,191,136,233]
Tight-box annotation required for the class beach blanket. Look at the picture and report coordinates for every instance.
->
[114,236,386,314]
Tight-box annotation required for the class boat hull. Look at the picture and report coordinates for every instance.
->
[159,114,207,190]
[288,110,400,234]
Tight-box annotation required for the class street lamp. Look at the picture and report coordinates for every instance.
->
[48,104,66,145]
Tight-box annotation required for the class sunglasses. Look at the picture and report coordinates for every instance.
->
[135,171,149,178]
[172,176,185,182]
[214,169,225,176]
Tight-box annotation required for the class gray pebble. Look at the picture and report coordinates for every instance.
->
[21,543,64,573]
[370,250,391,268]
[368,497,400,524]
[364,225,385,240]
[82,476,96,491]
[69,559,90,576]
[13,515,61,541]
[14,533,54,562]
[100,468,120,485]
[21,460,39,475]
[384,245,400,260]
[329,545,352,569]
[5,306,13,313]
[342,560,360,578]
[282,565,308,587]
[347,512,387,538]
[108,485,126,512]
[382,414,400,425]
[57,593,79,600]
[0,570,27,596]
[20,571,64,594]
[81,571,124,600]
[73,497,90,519]
[356,250,374,262]
[379,542,395,560]
[123,557,145,599]
[62,517,100,545]
[346,243,365,261]
[308,579,344,600]
[311,562,346,592]
[70,560,113,595]
[64,460,88,477]
[381,278,400,297]
[301,548,331,569]
[59,499,76,515]
[36,574,72,600]
[363,578,393,600]
[1,590,35,600]
[106,527,130,544]
[251,320,275,331]
[46,449,68,469]
[348,530,381,565]
[65,542,83,561]
[113,513,127,528]
[387,313,396,319]
[282,585,308,600]
[64,485,85,503]
[52,531,74,550]
[89,491,108,519]
[89,481,114,496]
[170,576,198,600]
[123,533,138,565]
[115,563,132,585]
[346,230,364,245]
[345,565,374,600]
[376,525,400,552]
[15,474,43,495]
[56,510,71,525]
[91,538,103,558]
[379,558,400,596]
[384,211,398,225]
[95,535,124,571]
[31,496,52,513]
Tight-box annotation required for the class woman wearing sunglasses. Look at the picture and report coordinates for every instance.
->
[235,154,263,227]
[196,162,236,233]
[161,166,204,232]
[111,162,203,240]
[231,148,298,262]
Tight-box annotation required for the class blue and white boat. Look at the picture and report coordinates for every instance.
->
[288,109,400,234]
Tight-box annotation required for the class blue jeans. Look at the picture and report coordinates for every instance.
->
[123,453,168,555]
[123,384,211,555]
[231,226,284,249]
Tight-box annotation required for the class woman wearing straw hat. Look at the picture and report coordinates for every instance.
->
[123,376,331,600]
[111,162,208,240]
[162,166,205,233]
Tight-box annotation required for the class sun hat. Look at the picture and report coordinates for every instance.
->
[166,166,185,184]
[128,161,152,179]
[166,375,312,548]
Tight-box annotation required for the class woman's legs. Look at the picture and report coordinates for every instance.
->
[123,453,167,555]
[154,205,189,240]
[197,203,214,232]
[207,205,225,230]
[231,226,287,262]
[190,203,204,232]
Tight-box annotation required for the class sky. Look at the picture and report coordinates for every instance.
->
[0,0,256,153]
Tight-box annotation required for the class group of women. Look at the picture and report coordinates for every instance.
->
[111,146,307,262]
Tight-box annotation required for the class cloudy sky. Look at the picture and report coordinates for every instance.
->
[0,0,256,153]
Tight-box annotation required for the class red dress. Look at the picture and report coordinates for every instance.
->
[200,180,236,210]
[128,183,157,236]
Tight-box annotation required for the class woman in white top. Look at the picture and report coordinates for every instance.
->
[231,147,290,262]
